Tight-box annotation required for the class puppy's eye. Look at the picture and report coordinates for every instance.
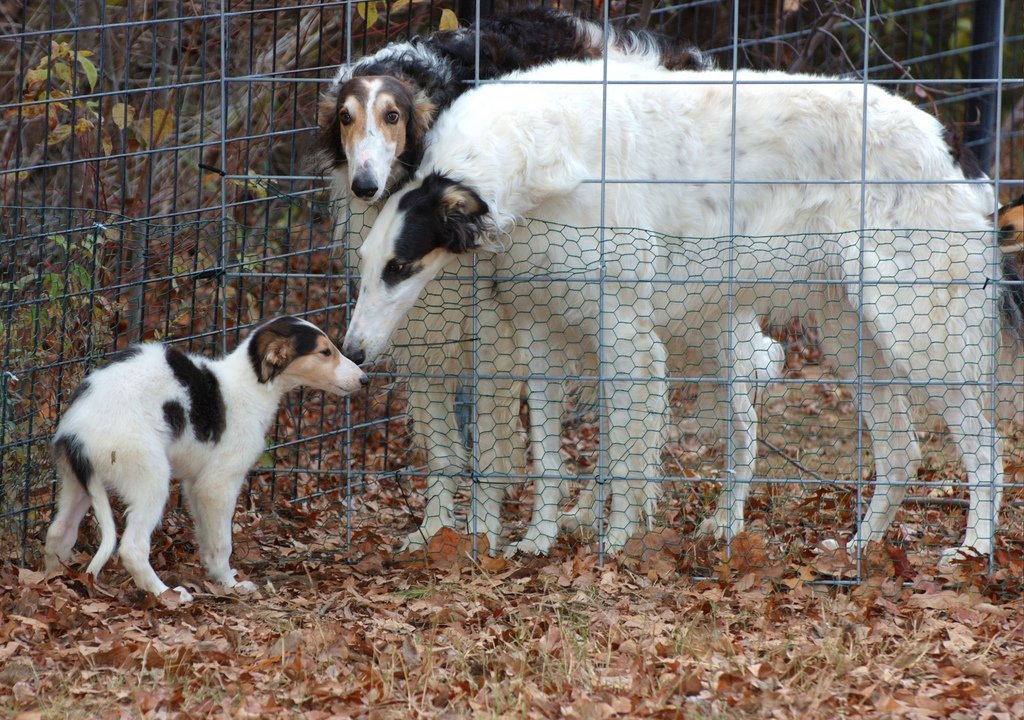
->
[385,110,400,124]
[339,110,353,125]
[320,348,332,357]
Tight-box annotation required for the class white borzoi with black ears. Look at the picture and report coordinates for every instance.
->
[44,316,366,602]
[344,56,1013,562]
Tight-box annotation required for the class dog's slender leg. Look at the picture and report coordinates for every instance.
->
[602,292,667,555]
[473,304,526,554]
[858,281,1002,563]
[844,381,918,553]
[186,470,254,594]
[934,385,1002,564]
[507,376,566,556]
[813,300,921,554]
[699,312,782,541]
[44,473,92,572]
[116,464,191,601]
[402,371,462,550]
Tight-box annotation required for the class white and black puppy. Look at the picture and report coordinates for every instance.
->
[44,316,367,602]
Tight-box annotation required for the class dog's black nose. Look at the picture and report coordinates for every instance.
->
[351,177,378,200]
[344,346,365,365]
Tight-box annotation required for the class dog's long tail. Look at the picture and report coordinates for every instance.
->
[999,194,1024,344]
[84,481,118,578]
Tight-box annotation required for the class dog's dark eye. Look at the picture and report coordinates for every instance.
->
[339,110,353,126]
[382,259,412,285]
[385,110,400,125]
[320,348,332,357]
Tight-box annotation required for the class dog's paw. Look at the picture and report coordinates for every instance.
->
[602,527,635,556]
[232,579,257,594]
[398,530,430,553]
[504,525,558,558]
[558,508,597,533]
[938,545,986,569]
[696,510,744,541]
[171,586,194,603]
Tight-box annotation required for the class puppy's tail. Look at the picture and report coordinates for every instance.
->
[998,194,1024,346]
[84,481,117,578]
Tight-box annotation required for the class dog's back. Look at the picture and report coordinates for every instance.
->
[54,344,235,486]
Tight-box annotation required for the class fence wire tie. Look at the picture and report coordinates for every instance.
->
[198,163,226,176]
[3,371,19,385]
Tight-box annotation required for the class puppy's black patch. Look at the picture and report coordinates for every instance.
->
[65,378,91,409]
[54,434,93,489]
[165,347,225,443]
[162,400,187,439]
[106,345,143,366]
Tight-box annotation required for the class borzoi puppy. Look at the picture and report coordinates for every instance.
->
[344,57,1010,562]
[44,316,367,601]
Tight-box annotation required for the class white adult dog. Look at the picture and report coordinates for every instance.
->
[44,316,367,601]
[343,57,1007,562]
[323,36,710,554]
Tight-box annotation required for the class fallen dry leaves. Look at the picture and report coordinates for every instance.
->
[3,520,1024,719]
[4,315,1024,718]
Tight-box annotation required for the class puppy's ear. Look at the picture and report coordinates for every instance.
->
[249,326,297,383]
[437,182,488,254]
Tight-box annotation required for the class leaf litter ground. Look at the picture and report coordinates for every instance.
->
[4,329,1024,719]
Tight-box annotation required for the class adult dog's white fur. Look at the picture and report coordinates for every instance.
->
[44,316,366,601]
[329,41,705,555]
[343,56,1013,562]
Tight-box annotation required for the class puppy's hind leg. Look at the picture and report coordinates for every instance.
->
[44,472,93,573]
[117,455,192,601]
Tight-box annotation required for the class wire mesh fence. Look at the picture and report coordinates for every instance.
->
[1,1,1022,585]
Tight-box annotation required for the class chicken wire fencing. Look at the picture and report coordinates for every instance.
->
[1,1,1022,585]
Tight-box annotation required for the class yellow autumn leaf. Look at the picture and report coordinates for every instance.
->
[111,102,134,129]
[438,8,458,31]
[356,2,378,28]
[137,107,174,148]
[391,0,411,12]
[47,124,72,145]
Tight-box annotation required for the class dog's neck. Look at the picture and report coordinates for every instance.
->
[213,343,291,423]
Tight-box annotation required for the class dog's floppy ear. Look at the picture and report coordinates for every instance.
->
[318,92,337,132]
[409,90,437,149]
[436,180,488,254]
[317,90,346,167]
[249,322,299,384]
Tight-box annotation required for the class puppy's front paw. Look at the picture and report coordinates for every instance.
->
[232,579,257,594]
[169,586,194,604]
